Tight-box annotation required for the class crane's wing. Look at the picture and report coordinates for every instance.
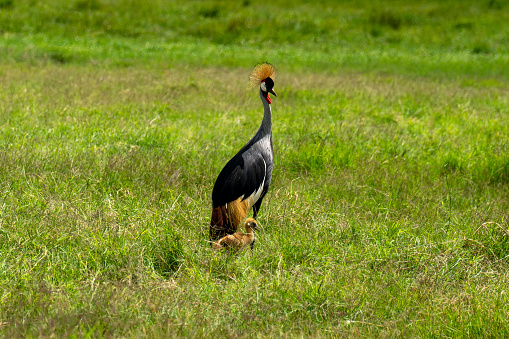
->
[212,150,266,207]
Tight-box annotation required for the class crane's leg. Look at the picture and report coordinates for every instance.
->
[252,198,263,220]
[252,205,259,220]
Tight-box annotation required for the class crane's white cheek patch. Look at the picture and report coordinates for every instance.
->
[260,81,267,92]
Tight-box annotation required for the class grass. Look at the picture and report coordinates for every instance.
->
[1,0,509,337]
[1,0,509,77]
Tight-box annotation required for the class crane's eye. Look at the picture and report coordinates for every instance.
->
[260,81,267,92]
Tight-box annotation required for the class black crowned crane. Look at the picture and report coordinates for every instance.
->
[210,63,277,241]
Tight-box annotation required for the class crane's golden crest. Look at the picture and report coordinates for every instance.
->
[250,63,276,87]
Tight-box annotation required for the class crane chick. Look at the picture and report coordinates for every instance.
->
[213,218,258,253]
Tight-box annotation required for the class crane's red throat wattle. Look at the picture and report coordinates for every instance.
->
[264,92,272,104]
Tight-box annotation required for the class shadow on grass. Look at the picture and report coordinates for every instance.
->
[145,230,185,278]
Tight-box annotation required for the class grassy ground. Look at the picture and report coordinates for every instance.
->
[1,0,509,337]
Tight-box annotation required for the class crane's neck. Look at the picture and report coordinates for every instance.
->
[259,88,272,135]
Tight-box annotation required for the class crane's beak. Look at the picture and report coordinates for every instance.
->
[253,221,262,230]
[269,88,277,97]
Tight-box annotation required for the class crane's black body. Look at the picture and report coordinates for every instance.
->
[210,81,275,241]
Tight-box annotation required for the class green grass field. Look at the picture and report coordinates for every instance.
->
[1,0,509,337]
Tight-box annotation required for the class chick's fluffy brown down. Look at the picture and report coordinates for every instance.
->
[213,218,258,253]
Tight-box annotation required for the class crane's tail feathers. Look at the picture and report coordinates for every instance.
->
[227,198,249,233]
[210,205,230,241]
[210,199,251,241]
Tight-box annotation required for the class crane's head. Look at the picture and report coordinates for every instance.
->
[250,63,277,104]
